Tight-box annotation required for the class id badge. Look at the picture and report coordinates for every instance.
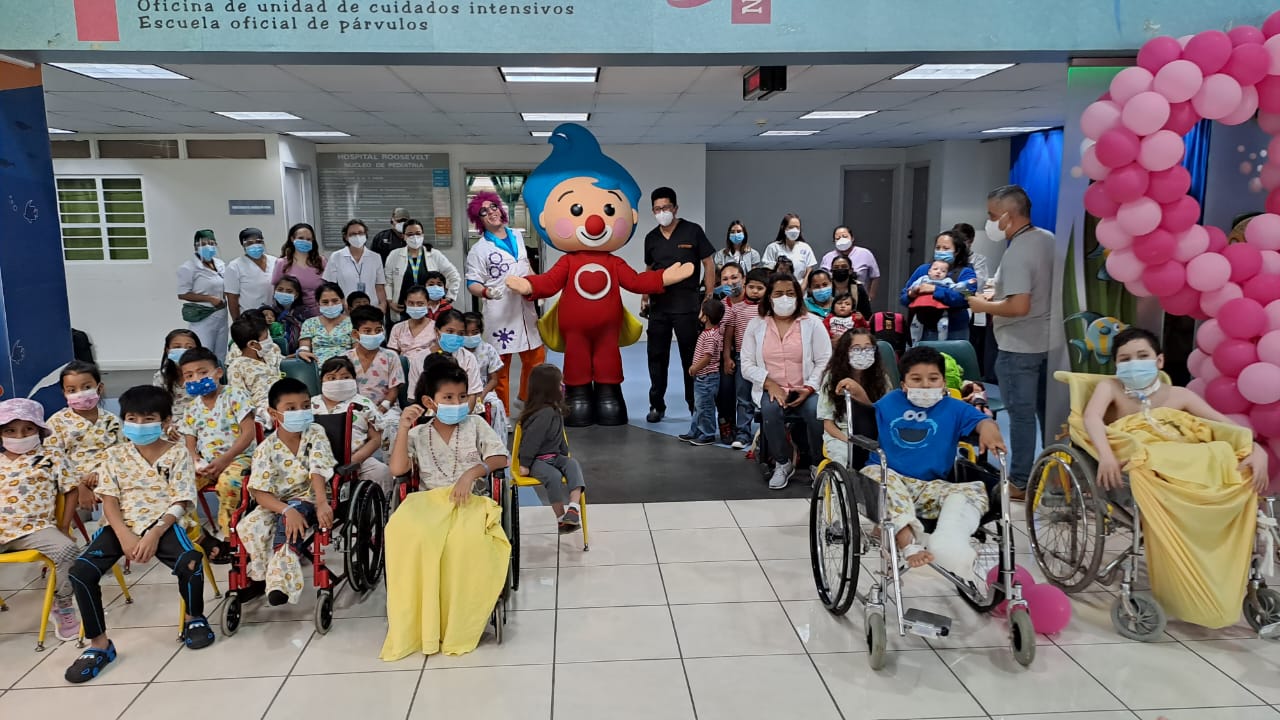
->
[357,282,366,292]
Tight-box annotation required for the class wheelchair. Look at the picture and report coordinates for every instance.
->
[219,409,386,636]
[809,392,1035,669]
[1026,371,1280,641]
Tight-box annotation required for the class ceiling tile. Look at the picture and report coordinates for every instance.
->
[390,66,505,93]
[593,93,679,111]
[951,63,1065,91]
[239,91,359,112]
[334,93,437,112]
[168,65,318,92]
[784,65,911,93]
[427,93,514,112]
[597,67,704,94]
[279,66,413,92]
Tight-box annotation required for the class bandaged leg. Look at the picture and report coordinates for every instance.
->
[927,493,983,581]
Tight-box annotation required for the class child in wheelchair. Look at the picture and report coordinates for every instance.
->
[817,328,891,467]
[236,378,337,606]
[313,357,393,500]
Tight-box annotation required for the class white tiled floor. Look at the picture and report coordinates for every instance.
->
[2,499,1279,720]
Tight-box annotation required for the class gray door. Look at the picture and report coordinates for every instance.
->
[283,165,313,228]
[842,169,896,311]
[908,164,931,280]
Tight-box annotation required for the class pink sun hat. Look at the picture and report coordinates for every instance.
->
[0,398,52,437]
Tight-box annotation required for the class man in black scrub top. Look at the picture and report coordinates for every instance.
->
[642,186,715,423]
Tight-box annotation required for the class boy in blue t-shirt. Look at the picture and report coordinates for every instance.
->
[863,346,1005,576]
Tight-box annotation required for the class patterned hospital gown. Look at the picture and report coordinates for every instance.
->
[407,416,508,491]
[237,424,337,603]
[311,394,382,456]
[46,408,122,482]
[0,443,74,544]
[227,355,280,412]
[96,441,198,533]
[300,316,354,365]
[344,347,405,405]
[178,388,255,464]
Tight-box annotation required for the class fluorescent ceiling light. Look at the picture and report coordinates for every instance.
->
[760,130,820,137]
[983,126,1052,134]
[800,110,878,120]
[521,112,589,122]
[216,111,302,121]
[502,67,598,83]
[287,131,350,137]
[48,128,76,134]
[894,64,1014,80]
[530,131,553,137]
[49,63,188,80]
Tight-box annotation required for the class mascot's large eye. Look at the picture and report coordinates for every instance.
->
[570,204,584,217]
[603,203,616,217]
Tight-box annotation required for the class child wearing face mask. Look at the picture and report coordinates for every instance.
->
[298,282,355,366]
[721,267,770,449]
[269,276,305,354]
[177,347,256,537]
[421,271,452,318]
[236,378,338,607]
[817,330,891,467]
[0,398,82,643]
[313,357,392,500]
[344,306,405,448]
[389,285,440,359]
[463,312,509,437]
[227,315,283,420]
[153,329,202,425]
[47,361,123,513]
[860,346,1004,576]
[408,310,484,411]
[680,299,726,446]
[713,263,746,443]
[804,269,836,318]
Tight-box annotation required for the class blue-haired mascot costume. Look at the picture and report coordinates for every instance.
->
[507,124,693,426]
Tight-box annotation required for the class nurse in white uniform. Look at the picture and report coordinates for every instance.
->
[223,226,278,320]
[176,229,229,363]
[323,219,388,311]
[464,192,545,411]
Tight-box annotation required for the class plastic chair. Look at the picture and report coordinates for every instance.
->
[398,354,412,409]
[877,341,900,387]
[510,424,588,551]
[280,357,320,397]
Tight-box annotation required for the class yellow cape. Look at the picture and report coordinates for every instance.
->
[536,299,644,353]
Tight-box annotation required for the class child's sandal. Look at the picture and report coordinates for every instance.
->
[182,616,216,650]
[64,642,117,683]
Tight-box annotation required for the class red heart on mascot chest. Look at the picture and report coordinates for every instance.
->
[578,268,609,295]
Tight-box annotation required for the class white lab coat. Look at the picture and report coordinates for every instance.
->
[464,229,543,355]
[224,254,279,314]
[384,247,462,320]
[323,246,386,299]
[177,255,229,363]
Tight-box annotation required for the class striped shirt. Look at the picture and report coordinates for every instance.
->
[720,298,758,355]
[694,327,724,377]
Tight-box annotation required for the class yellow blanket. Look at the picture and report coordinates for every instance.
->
[380,487,511,660]
[1069,405,1257,628]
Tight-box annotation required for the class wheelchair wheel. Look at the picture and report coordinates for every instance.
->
[1009,607,1036,667]
[1244,587,1280,632]
[866,610,887,670]
[510,480,522,592]
[1111,592,1166,641]
[221,593,242,637]
[315,589,334,635]
[1026,445,1106,593]
[343,482,386,594]
[810,463,859,615]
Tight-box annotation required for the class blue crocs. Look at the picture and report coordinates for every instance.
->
[65,641,116,684]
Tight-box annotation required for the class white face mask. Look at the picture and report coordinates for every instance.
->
[985,217,1007,243]
[406,234,425,250]
[784,228,801,242]
[835,237,853,252]
[654,211,674,227]
[906,387,946,409]
[771,295,797,316]
[322,378,359,402]
[2,434,41,455]
[348,234,368,249]
[849,348,876,370]
[395,221,406,234]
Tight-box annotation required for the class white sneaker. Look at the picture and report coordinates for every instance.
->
[769,461,794,490]
[731,440,745,450]
[52,597,79,642]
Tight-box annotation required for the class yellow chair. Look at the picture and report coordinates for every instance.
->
[511,424,588,551]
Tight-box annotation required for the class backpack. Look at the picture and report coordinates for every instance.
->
[71,329,94,363]
[871,312,907,356]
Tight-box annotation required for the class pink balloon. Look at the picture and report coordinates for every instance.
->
[1267,299,1280,332]
[1239,363,1280,405]
[1269,35,1280,74]
[1147,165,1192,204]
[1262,250,1280,274]
[1081,146,1110,181]
[1172,225,1210,263]
[1258,329,1280,365]
[1103,164,1150,204]
[1245,213,1280,251]
[985,564,1037,615]
[1163,101,1200,135]
[1244,273,1280,306]
[1265,10,1280,38]
[1105,248,1144,283]
[1261,162,1280,192]
[1257,76,1280,114]
[1127,276,1153,298]
[1220,297,1268,339]
[1214,338,1260,375]
[1117,197,1162,236]
[1110,66,1155,104]
[1139,35,1184,71]
[1161,285,1202,316]
[1268,189,1280,216]
[1187,377,1208,396]
[1224,43,1271,86]
[1153,60,1204,103]
[1142,260,1186,296]
[1095,218,1133,250]
[1187,347,1209,376]
[1187,252,1232,291]
[1081,100,1123,140]
[1197,318,1226,353]
[1121,91,1172,136]
[1227,413,1254,429]
[1024,583,1072,635]
[1205,375,1252,416]
[1207,226,1229,252]
[1184,30,1234,74]
[1097,127,1142,168]
[1249,401,1280,439]
[1192,73,1244,120]
[1160,196,1201,234]
[1198,358,1222,382]
[1138,130,1185,172]
[1229,26,1266,46]
[1221,86,1260,127]
[1202,282,1244,316]
[1132,229,1177,264]
[1261,111,1280,135]
[1085,182,1121,219]
[1223,242,1264,283]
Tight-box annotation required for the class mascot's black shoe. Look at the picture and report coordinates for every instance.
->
[565,384,596,427]
[594,383,628,426]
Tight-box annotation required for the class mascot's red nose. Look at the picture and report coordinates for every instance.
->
[585,214,606,236]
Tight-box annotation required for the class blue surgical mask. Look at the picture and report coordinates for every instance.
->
[405,306,429,320]
[934,250,955,263]
[434,404,469,426]
[293,238,314,254]
[1115,359,1159,391]
[245,243,265,259]
[198,245,218,261]
[715,283,742,298]
[812,287,833,303]
[184,376,218,397]
[358,332,384,350]
[274,291,296,307]
[280,409,314,433]
[426,286,446,301]
[439,333,465,353]
[729,232,745,244]
[463,335,482,349]
[122,421,164,446]
[167,348,187,365]
[319,304,344,319]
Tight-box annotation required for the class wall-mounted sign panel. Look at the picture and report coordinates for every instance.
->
[316,152,453,249]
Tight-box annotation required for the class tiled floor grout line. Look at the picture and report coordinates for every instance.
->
[643,504,700,720]
[1170,634,1273,709]
[258,608,320,720]
[547,523,562,720]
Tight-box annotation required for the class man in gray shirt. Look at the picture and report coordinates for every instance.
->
[968,185,1054,498]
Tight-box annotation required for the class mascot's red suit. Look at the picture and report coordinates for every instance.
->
[507,124,692,426]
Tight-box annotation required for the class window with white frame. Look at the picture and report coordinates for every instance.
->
[55,176,150,262]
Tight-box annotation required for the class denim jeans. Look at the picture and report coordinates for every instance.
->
[761,393,822,467]
[734,363,756,444]
[995,350,1048,488]
[689,374,720,440]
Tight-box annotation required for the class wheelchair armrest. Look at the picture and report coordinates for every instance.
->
[849,434,880,453]
[334,463,360,478]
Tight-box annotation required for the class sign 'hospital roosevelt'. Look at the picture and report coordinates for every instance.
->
[0,0,1275,55]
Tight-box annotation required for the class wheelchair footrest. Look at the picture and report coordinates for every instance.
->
[904,608,952,638]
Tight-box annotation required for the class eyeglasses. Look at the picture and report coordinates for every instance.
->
[652,204,675,213]
[479,205,503,216]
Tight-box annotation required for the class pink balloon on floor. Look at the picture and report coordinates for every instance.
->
[1214,337,1261,375]
[1186,252,1232,291]
[1172,225,1210,263]
[1219,297,1268,339]
[1153,60,1204,103]
[1196,318,1226,353]
[985,564,1037,615]
[1205,375,1252,415]
[1245,214,1280,250]
[1240,363,1280,405]
[1023,583,1072,635]
[1222,242,1264,283]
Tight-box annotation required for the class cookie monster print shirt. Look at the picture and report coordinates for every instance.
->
[870,390,988,481]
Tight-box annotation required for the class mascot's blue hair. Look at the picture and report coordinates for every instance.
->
[522,123,643,248]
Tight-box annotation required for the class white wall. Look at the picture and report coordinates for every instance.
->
[936,140,1012,271]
